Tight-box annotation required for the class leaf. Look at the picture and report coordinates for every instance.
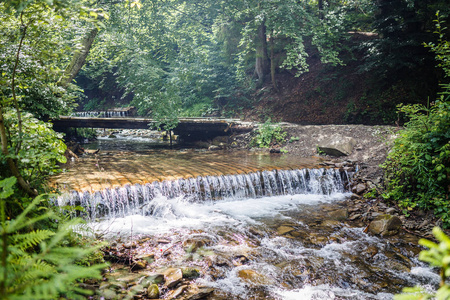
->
[0,177,17,199]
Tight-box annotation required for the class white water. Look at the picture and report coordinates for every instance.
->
[60,167,439,299]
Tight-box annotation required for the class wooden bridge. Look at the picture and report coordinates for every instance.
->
[52,116,254,141]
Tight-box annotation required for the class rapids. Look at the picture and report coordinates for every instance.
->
[53,133,439,299]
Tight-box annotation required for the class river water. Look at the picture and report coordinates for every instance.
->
[54,132,439,299]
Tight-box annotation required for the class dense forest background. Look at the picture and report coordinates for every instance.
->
[2,0,449,127]
[71,0,449,125]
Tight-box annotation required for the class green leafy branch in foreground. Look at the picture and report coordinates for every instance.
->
[395,227,450,300]
[0,177,107,300]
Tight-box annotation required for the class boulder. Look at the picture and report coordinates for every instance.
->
[317,136,357,156]
[368,214,402,236]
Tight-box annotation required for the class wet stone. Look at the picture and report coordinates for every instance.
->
[141,273,165,287]
[352,183,367,195]
[164,268,183,288]
[181,287,214,300]
[238,269,272,285]
[182,267,200,279]
[277,225,295,235]
[98,288,117,300]
[327,209,348,221]
[166,285,188,299]
[147,284,160,299]
[368,214,402,236]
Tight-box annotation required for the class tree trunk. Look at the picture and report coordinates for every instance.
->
[318,0,324,19]
[269,33,278,92]
[254,21,269,86]
[59,27,99,87]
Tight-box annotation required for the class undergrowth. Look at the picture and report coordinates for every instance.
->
[0,177,107,299]
[251,119,287,148]
[382,13,450,227]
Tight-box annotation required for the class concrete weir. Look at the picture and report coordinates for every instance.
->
[52,116,254,141]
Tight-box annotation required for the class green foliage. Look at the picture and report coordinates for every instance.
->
[0,177,107,299]
[394,227,450,300]
[382,17,450,226]
[251,120,287,148]
[381,100,450,225]
[1,110,67,190]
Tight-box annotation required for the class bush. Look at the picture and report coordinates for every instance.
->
[382,100,450,225]
[382,14,450,226]
[251,120,287,148]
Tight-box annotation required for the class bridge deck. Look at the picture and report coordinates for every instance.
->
[52,116,254,140]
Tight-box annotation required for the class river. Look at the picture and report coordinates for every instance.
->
[53,131,438,299]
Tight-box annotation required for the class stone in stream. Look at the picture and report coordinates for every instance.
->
[237,269,273,285]
[277,225,295,235]
[352,183,367,195]
[181,267,200,279]
[130,259,147,271]
[147,284,160,299]
[327,209,348,221]
[179,286,215,300]
[140,273,165,287]
[164,268,183,288]
[368,214,402,236]
[317,135,357,156]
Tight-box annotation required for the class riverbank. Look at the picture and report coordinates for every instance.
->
[231,123,439,239]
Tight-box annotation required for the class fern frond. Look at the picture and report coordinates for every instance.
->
[12,230,55,251]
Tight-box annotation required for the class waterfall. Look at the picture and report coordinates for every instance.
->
[56,168,350,220]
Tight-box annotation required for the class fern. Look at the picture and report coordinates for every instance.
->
[0,177,108,299]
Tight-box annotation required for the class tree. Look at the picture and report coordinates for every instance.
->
[0,0,101,196]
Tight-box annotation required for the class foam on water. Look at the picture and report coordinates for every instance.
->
[90,192,349,238]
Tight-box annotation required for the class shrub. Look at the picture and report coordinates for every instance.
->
[251,120,287,148]
[382,13,450,226]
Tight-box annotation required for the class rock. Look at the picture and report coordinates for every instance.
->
[368,214,402,236]
[270,148,281,153]
[349,214,362,221]
[352,183,367,195]
[182,267,200,279]
[164,268,183,288]
[277,225,294,235]
[129,284,145,295]
[108,134,117,138]
[136,253,155,263]
[327,209,348,221]
[321,220,341,227]
[131,260,147,271]
[166,285,188,299]
[384,207,397,215]
[317,136,357,156]
[208,145,221,151]
[98,288,117,300]
[181,287,214,300]
[183,236,214,252]
[147,284,160,299]
[141,273,165,287]
[237,269,272,285]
